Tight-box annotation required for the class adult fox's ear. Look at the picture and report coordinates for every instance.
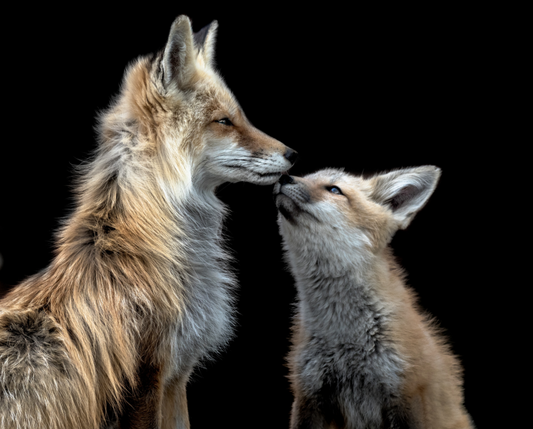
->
[162,15,197,89]
[193,20,218,68]
[370,166,441,230]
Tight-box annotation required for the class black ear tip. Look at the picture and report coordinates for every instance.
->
[193,25,210,47]
[193,21,219,53]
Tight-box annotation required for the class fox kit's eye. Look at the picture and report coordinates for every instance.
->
[326,186,343,195]
[215,118,233,126]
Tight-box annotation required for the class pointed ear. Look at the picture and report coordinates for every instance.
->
[193,20,218,68]
[370,166,441,230]
[162,15,197,89]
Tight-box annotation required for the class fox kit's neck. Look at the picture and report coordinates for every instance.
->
[288,241,408,409]
[295,273,382,342]
[285,233,398,343]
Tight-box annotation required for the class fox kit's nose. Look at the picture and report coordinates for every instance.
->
[279,174,294,186]
[284,148,299,165]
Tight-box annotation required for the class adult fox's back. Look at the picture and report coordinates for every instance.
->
[0,16,296,429]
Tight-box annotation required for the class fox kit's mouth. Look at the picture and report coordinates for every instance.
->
[275,193,299,223]
[274,179,305,224]
[274,174,321,225]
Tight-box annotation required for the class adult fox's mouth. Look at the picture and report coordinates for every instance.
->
[223,164,286,185]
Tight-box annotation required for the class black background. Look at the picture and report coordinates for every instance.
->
[0,4,519,428]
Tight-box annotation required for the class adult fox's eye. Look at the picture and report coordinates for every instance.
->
[326,186,343,195]
[215,118,233,126]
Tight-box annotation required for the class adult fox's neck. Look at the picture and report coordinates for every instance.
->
[19,114,231,321]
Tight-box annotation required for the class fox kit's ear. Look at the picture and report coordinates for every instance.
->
[370,166,441,230]
[162,15,197,89]
[193,20,218,68]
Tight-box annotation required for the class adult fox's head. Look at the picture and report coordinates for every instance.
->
[99,15,296,191]
[274,167,440,261]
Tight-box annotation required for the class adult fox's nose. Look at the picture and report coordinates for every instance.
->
[279,174,294,186]
[283,148,298,165]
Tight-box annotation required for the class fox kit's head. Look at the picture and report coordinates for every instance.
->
[100,15,296,190]
[274,167,440,270]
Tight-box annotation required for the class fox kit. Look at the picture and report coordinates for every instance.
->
[274,167,473,429]
[0,15,296,429]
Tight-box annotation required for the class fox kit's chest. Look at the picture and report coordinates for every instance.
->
[294,273,405,386]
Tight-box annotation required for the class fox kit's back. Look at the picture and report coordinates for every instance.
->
[274,167,474,429]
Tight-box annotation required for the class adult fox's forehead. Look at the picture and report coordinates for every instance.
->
[190,80,241,117]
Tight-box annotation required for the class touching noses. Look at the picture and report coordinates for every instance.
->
[279,174,294,186]
[284,148,298,165]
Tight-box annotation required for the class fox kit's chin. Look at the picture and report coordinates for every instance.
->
[274,175,323,226]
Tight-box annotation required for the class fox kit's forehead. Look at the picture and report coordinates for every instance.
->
[303,169,370,198]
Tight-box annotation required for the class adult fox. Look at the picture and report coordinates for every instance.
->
[275,167,474,429]
[0,15,296,429]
